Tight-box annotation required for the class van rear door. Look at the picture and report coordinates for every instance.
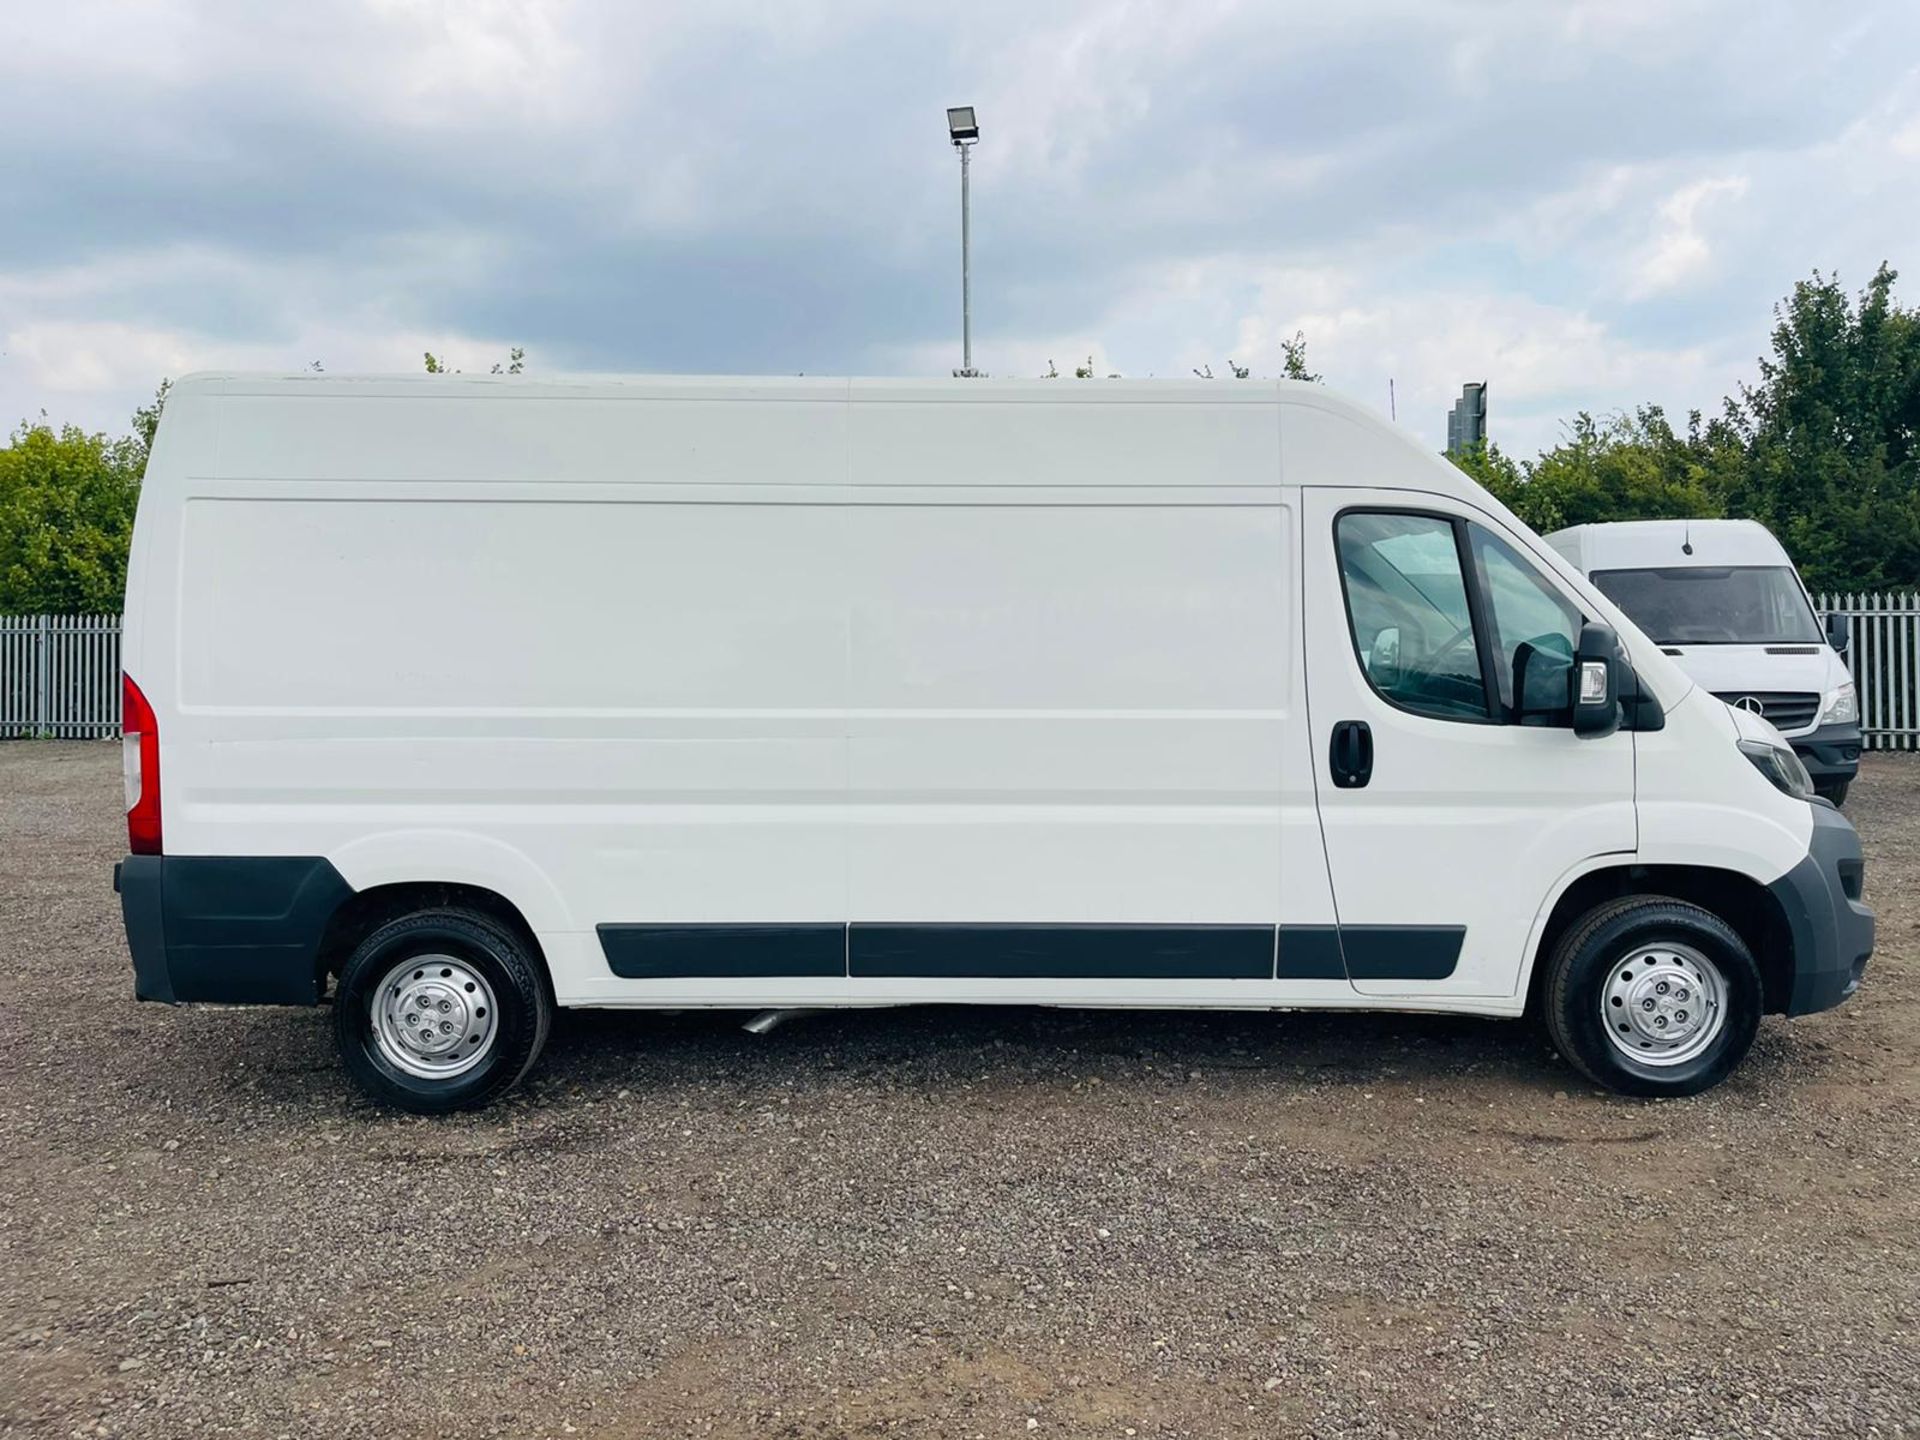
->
[1302,488,1636,999]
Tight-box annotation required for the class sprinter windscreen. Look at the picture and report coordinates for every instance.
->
[1590,565,1822,645]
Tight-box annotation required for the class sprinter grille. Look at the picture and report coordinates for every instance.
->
[1712,690,1820,732]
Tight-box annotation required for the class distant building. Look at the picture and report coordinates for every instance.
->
[1445,381,1487,455]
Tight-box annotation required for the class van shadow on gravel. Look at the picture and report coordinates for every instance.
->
[157,998,1636,1122]
[546,1001,1558,1086]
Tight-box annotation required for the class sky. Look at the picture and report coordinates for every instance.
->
[2,0,1917,457]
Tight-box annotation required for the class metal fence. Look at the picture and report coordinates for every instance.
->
[0,615,123,739]
[1818,593,1920,751]
[3,602,1920,748]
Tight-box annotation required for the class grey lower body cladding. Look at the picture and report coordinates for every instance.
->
[117,855,351,1005]
[111,853,1473,1001]
[1767,802,1874,1015]
[596,922,1466,982]
[106,835,1875,1015]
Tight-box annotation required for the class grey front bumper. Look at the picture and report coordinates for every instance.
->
[1789,721,1862,786]
[1766,804,1874,1016]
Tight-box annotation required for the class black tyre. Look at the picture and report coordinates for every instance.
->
[334,907,553,1113]
[1815,779,1850,807]
[1543,896,1762,1097]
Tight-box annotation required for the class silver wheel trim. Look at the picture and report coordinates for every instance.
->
[1600,941,1728,1068]
[370,954,500,1082]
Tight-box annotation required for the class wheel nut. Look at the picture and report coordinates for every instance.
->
[1655,1016,1668,1028]
[1642,998,1656,1010]
[1655,980,1669,995]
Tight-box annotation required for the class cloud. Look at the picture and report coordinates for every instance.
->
[2,0,1917,451]
[1628,176,1751,299]
[2,314,524,413]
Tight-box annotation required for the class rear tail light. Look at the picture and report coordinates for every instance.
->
[123,673,162,855]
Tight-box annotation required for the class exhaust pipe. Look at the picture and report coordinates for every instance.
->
[743,1008,820,1036]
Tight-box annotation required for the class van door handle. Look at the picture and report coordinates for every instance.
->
[1329,720,1373,789]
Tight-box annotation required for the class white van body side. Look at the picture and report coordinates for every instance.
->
[127,377,1347,1012]
[115,375,1871,1107]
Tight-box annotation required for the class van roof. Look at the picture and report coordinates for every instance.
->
[155,369,1471,493]
[1546,518,1791,572]
[166,370,1316,402]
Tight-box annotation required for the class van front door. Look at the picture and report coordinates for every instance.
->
[1302,488,1635,999]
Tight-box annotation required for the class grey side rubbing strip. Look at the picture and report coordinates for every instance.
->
[598,924,845,979]
[1337,925,1465,981]
[848,924,1275,980]
[1275,925,1347,979]
[592,922,1463,983]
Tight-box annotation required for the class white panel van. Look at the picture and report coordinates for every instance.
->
[115,375,1873,1111]
[1547,519,1861,804]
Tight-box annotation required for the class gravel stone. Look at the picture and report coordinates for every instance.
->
[1,742,1917,1437]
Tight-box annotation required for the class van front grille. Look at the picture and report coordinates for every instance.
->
[1712,690,1820,731]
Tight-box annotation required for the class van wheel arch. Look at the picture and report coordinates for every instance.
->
[1527,865,1794,1018]
[316,882,552,1002]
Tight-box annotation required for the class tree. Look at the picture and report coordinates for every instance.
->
[1723,265,1920,592]
[424,346,526,375]
[1452,407,1738,534]
[1452,266,1920,589]
[1278,330,1320,383]
[1448,438,1531,521]
[0,419,145,611]
[131,380,170,464]
[1044,334,1318,384]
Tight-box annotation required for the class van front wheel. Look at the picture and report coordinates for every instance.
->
[334,908,553,1113]
[1543,897,1762,1097]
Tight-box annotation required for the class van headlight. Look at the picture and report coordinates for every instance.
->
[1738,737,1817,801]
[1820,682,1859,726]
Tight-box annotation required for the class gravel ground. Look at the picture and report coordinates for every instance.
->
[1,743,1917,1440]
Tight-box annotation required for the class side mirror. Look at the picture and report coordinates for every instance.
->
[1369,626,1402,689]
[1824,611,1851,655]
[1513,635,1575,724]
[1573,621,1622,739]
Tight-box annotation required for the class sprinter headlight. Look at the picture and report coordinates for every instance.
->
[1738,738,1816,801]
[1820,682,1858,726]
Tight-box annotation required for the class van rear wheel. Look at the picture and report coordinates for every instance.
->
[1543,897,1761,1097]
[334,908,552,1113]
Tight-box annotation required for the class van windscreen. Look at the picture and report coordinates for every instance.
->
[1589,565,1821,645]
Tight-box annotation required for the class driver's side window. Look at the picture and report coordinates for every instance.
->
[1335,511,1490,722]
[1469,525,1584,726]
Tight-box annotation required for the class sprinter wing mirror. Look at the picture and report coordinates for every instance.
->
[1573,622,1622,739]
[1824,611,1851,655]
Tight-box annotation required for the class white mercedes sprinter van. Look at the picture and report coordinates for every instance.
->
[1547,519,1861,804]
[115,375,1873,1112]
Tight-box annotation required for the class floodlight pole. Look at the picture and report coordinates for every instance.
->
[958,138,975,376]
[946,106,980,376]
